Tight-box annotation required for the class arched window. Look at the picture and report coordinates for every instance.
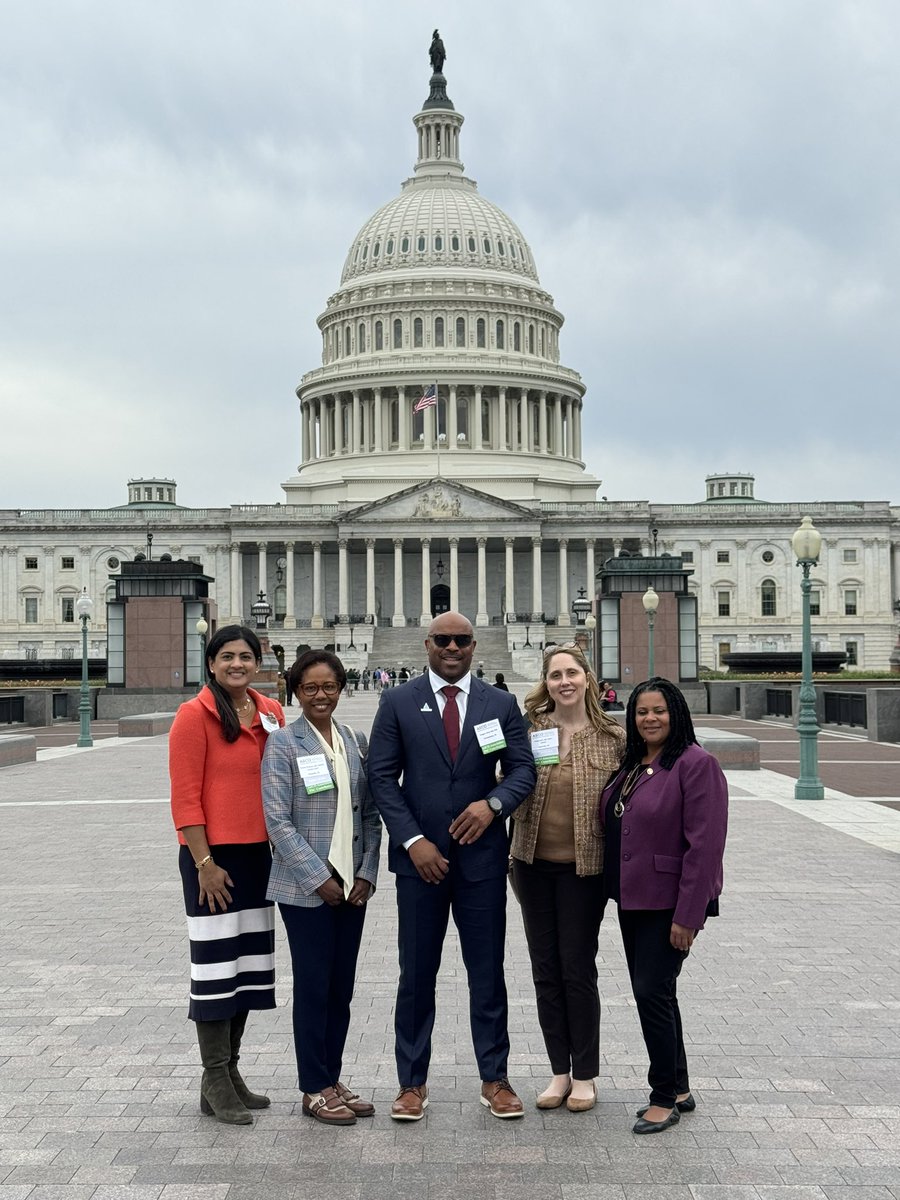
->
[400,235,410,253]
[451,234,460,251]
[414,317,423,348]
[334,329,340,359]
[513,321,521,352]
[373,242,380,260]
[434,234,443,251]
[760,579,777,617]
[361,244,367,260]
[455,316,466,346]
[540,328,545,356]
[497,240,505,257]
[476,318,486,348]
[434,317,444,347]
[357,322,365,353]
[528,324,535,354]
[467,234,476,252]
[386,238,394,255]
[456,394,469,441]
[496,319,504,349]
[483,237,492,254]
[417,234,426,252]
[481,395,491,445]
[344,326,351,356]
[510,242,517,259]
[375,320,383,351]
[393,318,403,349]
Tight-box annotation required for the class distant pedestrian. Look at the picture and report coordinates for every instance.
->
[493,673,509,692]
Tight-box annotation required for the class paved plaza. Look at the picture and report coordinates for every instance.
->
[1,691,900,1200]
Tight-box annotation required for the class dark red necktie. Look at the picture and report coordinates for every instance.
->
[441,685,461,762]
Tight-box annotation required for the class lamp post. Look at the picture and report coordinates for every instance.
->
[792,515,825,799]
[75,589,93,748]
[251,590,271,630]
[196,616,208,692]
[584,613,597,672]
[642,585,659,678]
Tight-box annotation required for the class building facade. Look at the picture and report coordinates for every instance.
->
[1,63,898,678]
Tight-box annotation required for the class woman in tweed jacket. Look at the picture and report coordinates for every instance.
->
[262,650,381,1126]
[510,644,624,1112]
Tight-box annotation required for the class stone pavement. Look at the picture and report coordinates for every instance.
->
[1,692,899,1200]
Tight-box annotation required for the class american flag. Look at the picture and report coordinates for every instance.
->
[414,384,437,413]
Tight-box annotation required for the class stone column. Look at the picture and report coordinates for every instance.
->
[505,537,515,618]
[301,404,310,464]
[532,537,543,618]
[392,539,405,626]
[351,390,361,455]
[539,391,548,454]
[398,386,409,451]
[338,539,349,616]
[419,539,431,626]
[448,384,458,447]
[257,542,267,602]
[573,399,583,459]
[449,537,459,610]
[498,386,507,451]
[474,385,483,450]
[476,537,489,627]
[557,538,571,625]
[284,541,296,628]
[554,396,563,456]
[519,389,528,451]
[365,539,376,622]
[374,387,384,452]
[230,543,242,620]
[586,539,596,606]
[312,541,323,628]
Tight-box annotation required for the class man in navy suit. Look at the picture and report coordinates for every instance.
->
[368,611,536,1121]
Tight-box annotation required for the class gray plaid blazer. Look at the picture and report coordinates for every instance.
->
[261,715,382,907]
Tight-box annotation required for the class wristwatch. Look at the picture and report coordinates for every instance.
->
[486,796,503,818]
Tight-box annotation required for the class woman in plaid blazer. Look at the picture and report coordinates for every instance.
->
[262,650,381,1126]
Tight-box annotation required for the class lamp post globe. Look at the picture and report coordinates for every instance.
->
[584,612,597,673]
[196,616,209,691]
[791,517,825,799]
[75,589,94,749]
[642,586,659,678]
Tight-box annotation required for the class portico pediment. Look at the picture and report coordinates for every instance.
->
[343,479,536,524]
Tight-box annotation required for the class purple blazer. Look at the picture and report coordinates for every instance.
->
[600,743,728,931]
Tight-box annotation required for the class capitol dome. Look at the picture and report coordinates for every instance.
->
[284,59,598,507]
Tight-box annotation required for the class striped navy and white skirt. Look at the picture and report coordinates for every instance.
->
[178,841,276,1022]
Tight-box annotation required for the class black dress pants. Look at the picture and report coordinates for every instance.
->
[617,907,689,1108]
[513,858,605,1079]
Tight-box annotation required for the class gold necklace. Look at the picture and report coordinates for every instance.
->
[613,762,655,819]
[234,696,253,717]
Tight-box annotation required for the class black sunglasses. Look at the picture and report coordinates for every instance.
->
[430,633,474,649]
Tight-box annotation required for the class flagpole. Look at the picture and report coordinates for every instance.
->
[435,379,441,479]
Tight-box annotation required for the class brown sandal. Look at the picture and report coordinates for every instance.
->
[334,1080,375,1117]
[302,1086,357,1125]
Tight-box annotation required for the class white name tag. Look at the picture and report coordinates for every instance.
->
[260,711,280,733]
[530,727,560,766]
[297,753,332,794]
[473,718,507,754]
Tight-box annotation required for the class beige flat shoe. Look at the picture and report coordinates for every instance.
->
[566,1082,597,1112]
[536,1082,572,1110]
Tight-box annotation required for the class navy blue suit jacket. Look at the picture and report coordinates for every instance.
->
[368,674,536,881]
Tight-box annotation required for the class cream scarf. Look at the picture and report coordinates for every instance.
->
[309,720,355,899]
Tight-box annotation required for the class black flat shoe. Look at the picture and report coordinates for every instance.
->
[633,1108,680,1135]
[636,1093,695,1117]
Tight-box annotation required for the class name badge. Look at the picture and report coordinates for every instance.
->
[473,718,507,754]
[260,711,280,733]
[297,753,332,794]
[530,727,560,766]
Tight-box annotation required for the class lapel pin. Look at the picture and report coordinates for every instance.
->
[420,703,433,712]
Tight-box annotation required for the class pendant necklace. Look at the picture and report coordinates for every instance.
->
[613,762,654,819]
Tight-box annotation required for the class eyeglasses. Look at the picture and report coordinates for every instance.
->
[299,681,341,697]
[430,633,474,649]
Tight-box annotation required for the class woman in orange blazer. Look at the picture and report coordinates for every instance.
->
[169,624,284,1125]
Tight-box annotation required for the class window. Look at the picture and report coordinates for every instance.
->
[845,640,858,666]
[467,234,476,252]
[417,234,426,252]
[718,642,731,667]
[528,324,535,353]
[451,234,460,251]
[434,317,444,347]
[386,238,394,254]
[716,550,730,564]
[393,318,403,349]
[357,322,365,353]
[681,551,694,564]
[483,237,492,254]
[514,321,521,351]
[61,597,75,623]
[25,597,38,623]
[761,550,774,563]
[401,235,409,253]
[760,579,776,616]
[455,316,466,347]
[60,645,75,660]
[497,239,505,257]
[144,488,152,500]
[809,589,821,616]
[373,241,380,259]
[717,591,731,617]
[25,556,38,570]
[344,326,351,356]
[413,317,423,348]
[107,556,120,570]
[24,645,38,661]
[843,589,857,616]
[434,234,443,251]
[842,548,857,564]
[730,482,737,495]
[375,320,383,351]
[476,318,486,348]
[496,319,504,349]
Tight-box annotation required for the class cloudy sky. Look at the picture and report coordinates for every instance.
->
[2,0,897,510]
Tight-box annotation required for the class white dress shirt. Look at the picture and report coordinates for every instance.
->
[403,670,473,850]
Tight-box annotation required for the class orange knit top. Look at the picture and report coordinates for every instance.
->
[169,686,285,845]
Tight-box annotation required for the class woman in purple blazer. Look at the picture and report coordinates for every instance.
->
[600,677,728,1135]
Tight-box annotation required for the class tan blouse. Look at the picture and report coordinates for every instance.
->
[533,759,576,862]
[510,715,625,876]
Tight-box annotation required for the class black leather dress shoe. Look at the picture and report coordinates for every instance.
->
[636,1093,695,1117]
[633,1108,681,1135]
